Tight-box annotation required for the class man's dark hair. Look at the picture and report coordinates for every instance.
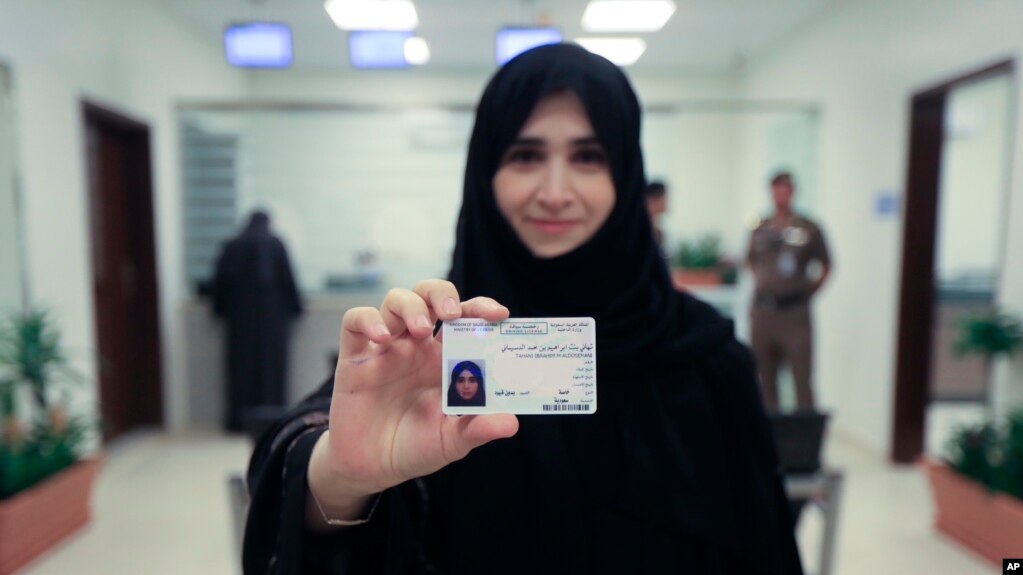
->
[645,181,667,198]
[770,172,794,188]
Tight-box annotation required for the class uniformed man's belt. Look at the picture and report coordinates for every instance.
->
[755,293,809,310]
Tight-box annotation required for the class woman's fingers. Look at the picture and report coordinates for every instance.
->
[413,280,463,322]
[435,297,510,343]
[339,306,392,356]
[381,288,434,339]
[442,413,519,461]
[460,297,511,322]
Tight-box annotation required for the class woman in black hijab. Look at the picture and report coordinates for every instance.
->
[447,361,485,407]
[243,43,802,574]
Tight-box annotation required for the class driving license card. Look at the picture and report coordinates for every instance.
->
[442,318,596,415]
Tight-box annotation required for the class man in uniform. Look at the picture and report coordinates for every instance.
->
[746,172,831,410]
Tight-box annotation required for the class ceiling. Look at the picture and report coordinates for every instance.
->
[171,0,840,73]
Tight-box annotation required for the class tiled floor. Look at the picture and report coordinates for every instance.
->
[21,428,995,575]
[796,431,994,575]
[23,430,253,575]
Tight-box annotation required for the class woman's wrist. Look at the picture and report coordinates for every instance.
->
[306,431,376,530]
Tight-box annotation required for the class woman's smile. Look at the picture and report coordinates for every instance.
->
[526,217,582,235]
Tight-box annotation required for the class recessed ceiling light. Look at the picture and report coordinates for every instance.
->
[324,0,419,32]
[404,36,430,65]
[581,1,676,33]
[575,37,647,66]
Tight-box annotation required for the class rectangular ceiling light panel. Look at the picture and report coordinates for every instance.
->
[325,0,419,31]
[224,23,293,68]
[581,1,676,32]
[575,37,647,66]
[349,30,414,68]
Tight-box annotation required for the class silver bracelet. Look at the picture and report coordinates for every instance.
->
[311,489,381,527]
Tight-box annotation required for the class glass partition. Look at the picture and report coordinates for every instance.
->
[180,101,820,307]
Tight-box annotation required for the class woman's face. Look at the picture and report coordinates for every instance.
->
[493,91,616,258]
[455,369,480,400]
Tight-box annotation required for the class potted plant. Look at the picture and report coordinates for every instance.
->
[955,310,1022,360]
[671,234,726,289]
[0,308,100,574]
[922,309,1023,565]
[924,414,1023,564]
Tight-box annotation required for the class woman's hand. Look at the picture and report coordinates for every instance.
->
[307,280,519,526]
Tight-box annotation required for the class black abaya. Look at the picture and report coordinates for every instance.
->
[243,44,802,574]
[212,212,303,432]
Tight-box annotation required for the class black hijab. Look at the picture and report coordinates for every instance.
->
[449,43,731,374]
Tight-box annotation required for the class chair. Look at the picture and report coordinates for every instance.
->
[770,410,829,475]
[770,411,843,575]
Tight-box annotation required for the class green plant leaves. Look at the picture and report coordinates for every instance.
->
[946,411,1023,499]
[0,308,92,500]
[955,311,1023,358]
[0,417,89,498]
[674,234,721,270]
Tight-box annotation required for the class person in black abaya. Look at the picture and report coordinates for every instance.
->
[447,361,486,407]
[243,44,802,574]
[212,210,303,432]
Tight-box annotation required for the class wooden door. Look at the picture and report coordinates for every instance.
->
[83,102,163,442]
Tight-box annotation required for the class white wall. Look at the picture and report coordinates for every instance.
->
[644,110,743,255]
[0,0,245,431]
[741,0,1023,453]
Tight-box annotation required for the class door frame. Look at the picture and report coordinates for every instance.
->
[890,59,1014,463]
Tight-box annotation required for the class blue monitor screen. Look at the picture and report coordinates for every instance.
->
[224,23,293,68]
[349,31,413,69]
[496,27,562,65]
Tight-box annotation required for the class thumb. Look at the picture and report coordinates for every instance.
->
[443,413,519,461]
